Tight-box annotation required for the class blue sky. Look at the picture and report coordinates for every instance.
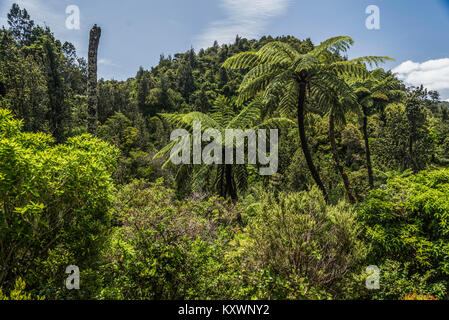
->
[1,0,449,99]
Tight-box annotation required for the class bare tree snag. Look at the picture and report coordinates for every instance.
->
[87,24,101,134]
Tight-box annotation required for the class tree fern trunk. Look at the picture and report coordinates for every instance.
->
[329,113,357,204]
[218,164,225,198]
[362,106,374,189]
[297,80,328,201]
[225,164,238,202]
[87,24,101,134]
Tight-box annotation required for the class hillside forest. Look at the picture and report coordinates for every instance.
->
[1,4,449,300]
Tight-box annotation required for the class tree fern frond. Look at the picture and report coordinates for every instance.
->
[153,138,180,160]
[234,164,248,194]
[227,97,263,130]
[293,54,319,73]
[311,36,354,56]
[256,117,296,130]
[191,164,212,193]
[210,95,235,127]
[156,136,191,169]
[349,56,394,68]
[328,61,369,79]
[238,69,281,104]
[258,41,299,65]
[223,51,260,70]
[278,80,299,116]
[159,112,221,132]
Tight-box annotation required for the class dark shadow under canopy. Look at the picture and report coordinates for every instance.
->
[0,81,6,97]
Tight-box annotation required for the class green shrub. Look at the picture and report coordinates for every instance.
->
[0,108,119,299]
[232,187,367,299]
[100,179,241,300]
[359,169,449,299]
[370,260,446,300]
[0,278,44,300]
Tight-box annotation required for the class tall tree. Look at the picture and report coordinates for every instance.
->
[7,3,35,47]
[327,93,359,203]
[224,36,389,201]
[136,67,150,114]
[87,24,101,134]
[43,38,65,143]
[406,86,430,172]
[177,58,195,101]
[0,29,48,133]
[349,69,401,188]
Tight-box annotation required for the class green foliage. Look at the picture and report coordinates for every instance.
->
[233,187,367,299]
[100,179,241,299]
[155,95,291,200]
[371,260,446,300]
[0,108,119,298]
[0,278,44,300]
[3,2,449,301]
[359,169,449,299]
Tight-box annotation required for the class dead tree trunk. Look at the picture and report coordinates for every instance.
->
[87,24,101,134]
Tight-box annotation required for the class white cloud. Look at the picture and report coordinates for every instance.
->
[98,58,119,68]
[195,0,290,48]
[393,58,449,100]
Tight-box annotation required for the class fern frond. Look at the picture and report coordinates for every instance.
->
[155,136,191,169]
[311,36,354,56]
[223,51,260,70]
[227,97,263,130]
[153,138,180,160]
[159,112,221,132]
[234,164,248,194]
[328,61,369,79]
[258,41,299,65]
[238,68,281,104]
[191,164,213,193]
[278,80,299,116]
[350,56,394,68]
[210,95,235,128]
[293,54,319,73]
[256,117,296,130]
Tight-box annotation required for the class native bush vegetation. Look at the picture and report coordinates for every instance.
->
[0,108,119,299]
[1,3,449,300]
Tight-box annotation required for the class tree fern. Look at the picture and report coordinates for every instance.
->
[224,35,392,201]
[155,95,289,201]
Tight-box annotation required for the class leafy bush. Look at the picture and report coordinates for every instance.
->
[100,179,242,300]
[0,108,119,298]
[232,187,367,299]
[370,260,446,300]
[359,169,449,299]
[0,278,44,300]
